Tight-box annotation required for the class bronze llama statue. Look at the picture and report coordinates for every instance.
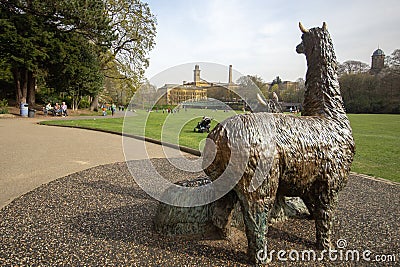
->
[202,22,355,264]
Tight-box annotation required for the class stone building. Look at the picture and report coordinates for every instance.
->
[158,83,207,105]
[157,65,239,105]
[370,47,385,74]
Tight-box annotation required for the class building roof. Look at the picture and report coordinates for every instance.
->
[372,48,385,56]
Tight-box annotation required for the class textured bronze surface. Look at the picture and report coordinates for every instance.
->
[203,22,355,264]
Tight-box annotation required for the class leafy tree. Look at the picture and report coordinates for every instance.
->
[104,0,156,78]
[102,58,136,106]
[280,83,299,103]
[0,58,13,99]
[338,49,400,114]
[0,0,113,106]
[91,0,157,110]
[339,72,400,113]
[269,84,280,100]
[46,33,104,110]
[0,1,47,105]
[271,76,282,85]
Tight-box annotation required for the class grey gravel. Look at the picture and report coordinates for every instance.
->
[0,159,399,266]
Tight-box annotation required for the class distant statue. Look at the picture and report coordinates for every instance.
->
[256,93,282,113]
[202,22,355,264]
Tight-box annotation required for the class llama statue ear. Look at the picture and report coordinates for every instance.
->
[322,22,328,30]
[299,22,309,33]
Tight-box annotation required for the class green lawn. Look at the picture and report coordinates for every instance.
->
[348,114,399,182]
[40,112,399,182]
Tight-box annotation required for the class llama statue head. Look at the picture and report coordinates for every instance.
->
[296,22,347,118]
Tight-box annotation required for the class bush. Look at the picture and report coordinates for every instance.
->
[36,87,59,105]
[79,98,90,109]
[0,98,9,114]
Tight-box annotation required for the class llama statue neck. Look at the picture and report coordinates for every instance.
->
[297,22,347,119]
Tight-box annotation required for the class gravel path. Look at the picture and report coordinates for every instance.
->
[0,158,399,266]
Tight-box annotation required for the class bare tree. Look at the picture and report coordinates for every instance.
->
[338,60,370,76]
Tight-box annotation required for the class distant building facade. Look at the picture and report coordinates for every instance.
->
[157,65,239,105]
[157,83,207,105]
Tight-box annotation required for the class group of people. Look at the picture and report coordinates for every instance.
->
[44,102,68,117]
[101,103,116,116]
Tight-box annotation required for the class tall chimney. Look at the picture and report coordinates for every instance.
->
[194,65,200,86]
[228,65,232,84]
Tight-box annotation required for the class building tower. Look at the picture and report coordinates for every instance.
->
[228,65,233,84]
[194,65,201,86]
[371,47,385,73]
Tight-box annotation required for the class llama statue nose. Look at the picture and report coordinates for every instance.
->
[296,43,304,54]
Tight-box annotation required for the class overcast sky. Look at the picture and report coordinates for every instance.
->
[144,0,399,84]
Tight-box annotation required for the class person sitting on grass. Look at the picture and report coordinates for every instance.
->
[61,102,68,117]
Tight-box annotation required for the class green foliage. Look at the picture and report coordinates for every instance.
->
[271,76,282,85]
[104,0,157,79]
[79,98,90,109]
[102,58,136,105]
[0,59,12,81]
[45,32,105,109]
[340,71,400,113]
[0,0,109,105]
[36,86,58,104]
[0,98,8,114]
[0,0,157,108]
[97,0,157,107]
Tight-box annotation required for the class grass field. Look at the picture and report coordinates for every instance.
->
[348,114,399,182]
[40,111,399,182]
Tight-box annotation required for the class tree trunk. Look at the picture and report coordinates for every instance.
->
[12,68,22,105]
[22,70,28,103]
[90,94,99,111]
[27,71,36,106]
[12,68,28,105]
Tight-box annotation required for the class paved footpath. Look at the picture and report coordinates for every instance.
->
[0,116,167,209]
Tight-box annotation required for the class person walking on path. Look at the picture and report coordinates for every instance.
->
[111,103,116,116]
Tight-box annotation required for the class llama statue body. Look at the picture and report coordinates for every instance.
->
[203,22,355,264]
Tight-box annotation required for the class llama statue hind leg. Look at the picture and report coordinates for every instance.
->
[313,183,340,250]
[235,189,277,264]
[234,161,280,265]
